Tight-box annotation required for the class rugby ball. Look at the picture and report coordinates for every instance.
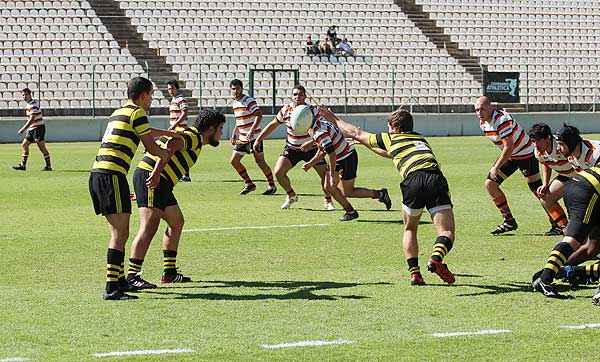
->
[289,105,315,134]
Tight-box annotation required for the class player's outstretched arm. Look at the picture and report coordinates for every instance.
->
[318,107,372,146]
[253,118,279,147]
[148,128,183,140]
[367,147,392,159]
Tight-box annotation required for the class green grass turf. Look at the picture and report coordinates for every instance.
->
[2,136,600,361]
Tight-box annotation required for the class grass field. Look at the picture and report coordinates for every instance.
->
[2,135,600,361]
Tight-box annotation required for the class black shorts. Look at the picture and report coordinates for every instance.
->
[335,149,358,181]
[488,154,540,184]
[25,125,45,142]
[233,140,263,154]
[400,169,453,216]
[133,168,178,211]
[89,171,131,216]
[281,145,326,167]
[554,174,572,184]
[563,176,600,242]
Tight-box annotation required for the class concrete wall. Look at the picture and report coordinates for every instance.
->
[1,112,599,143]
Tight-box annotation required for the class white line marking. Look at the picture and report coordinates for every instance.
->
[93,349,194,358]
[431,329,512,338]
[1,358,28,362]
[183,223,330,233]
[560,323,600,329]
[261,339,353,349]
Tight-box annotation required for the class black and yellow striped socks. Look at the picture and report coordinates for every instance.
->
[407,257,420,276]
[541,242,574,283]
[430,236,453,262]
[163,250,178,275]
[106,248,124,293]
[128,258,144,277]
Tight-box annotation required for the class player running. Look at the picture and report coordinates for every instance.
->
[126,109,226,289]
[252,85,335,210]
[320,107,455,285]
[475,96,560,235]
[12,88,52,171]
[89,77,177,300]
[229,79,276,195]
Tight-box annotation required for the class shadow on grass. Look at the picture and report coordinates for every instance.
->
[356,219,431,225]
[143,280,392,301]
[453,273,483,278]
[55,169,90,173]
[455,281,575,299]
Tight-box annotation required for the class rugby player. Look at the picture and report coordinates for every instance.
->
[89,77,177,300]
[167,79,191,182]
[12,88,52,171]
[320,107,455,285]
[229,79,276,195]
[126,109,226,289]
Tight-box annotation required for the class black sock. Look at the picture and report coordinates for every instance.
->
[431,236,453,262]
[106,248,124,293]
[128,258,144,277]
[20,154,28,166]
[407,257,419,275]
[43,154,51,168]
[541,242,574,283]
[163,250,177,275]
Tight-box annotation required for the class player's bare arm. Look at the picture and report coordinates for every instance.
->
[146,138,183,188]
[537,163,552,197]
[168,108,188,130]
[247,109,263,139]
[139,133,171,162]
[490,137,515,178]
[367,146,392,159]
[18,115,35,134]
[253,118,280,149]
[302,149,325,172]
[299,139,315,152]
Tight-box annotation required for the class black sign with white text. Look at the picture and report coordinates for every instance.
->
[484,72,520,103]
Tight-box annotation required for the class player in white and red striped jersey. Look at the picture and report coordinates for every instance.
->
[167,80,191,182]
[253,85,334,210]
[300,111,392,221]
[229,79,276,195]
[528,123,574,236]
[475,96,548,235]
[12,88,52,171]
[555,125,600,172]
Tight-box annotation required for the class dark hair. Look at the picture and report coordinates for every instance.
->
[127,77,154,100]
[528,123,552,140]
[293,84,306,95]
[22,88,32,94]
[166,79,180,89]
[389,108,413,132]
[555,123,582,155]
[194,108,226,132]
[230,79,243,88]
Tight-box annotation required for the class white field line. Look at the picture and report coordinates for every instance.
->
[431,329,512,338]
[261,339,353,350]
[183,223,330,233]
[0,358,28,362]
[560,323,600,330]
[93,349,194,358]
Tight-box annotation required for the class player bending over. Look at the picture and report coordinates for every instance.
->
[321,107,455,285]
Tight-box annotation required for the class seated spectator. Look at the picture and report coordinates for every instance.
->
[306,35,315,55]
[337,38,355,57]
[327,25,339,46]
[319,39,333,55]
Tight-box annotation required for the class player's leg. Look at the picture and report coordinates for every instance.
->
[252,141,276,194]
[336,151,391,209]
[403,210,424,285]
[160,204,191,283]
[485,160,518,234]
[36,141,52,171]
[230,146,255,194]
[538,177,569,235]
[104,213,137,299]
[275,154,298,208]
[13,138,31,170]
[312,162,335,210]
[323,170,357,221]
[127,207,162,289]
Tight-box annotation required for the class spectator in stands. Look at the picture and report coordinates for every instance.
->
[306,35,315,55]
[327,25,339,46]
[320,38,333,55]
[337,38,355,57]
[12,88,52,171]
[167,79,191,182]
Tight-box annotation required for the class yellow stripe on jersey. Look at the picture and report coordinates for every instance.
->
[368,132,439,181]
[91,101,151,175]
[579,168,600,195]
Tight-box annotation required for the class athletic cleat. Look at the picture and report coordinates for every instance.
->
[378,188,392,210]
[126,274,158,290]
[161,272,192,284]
[544,225,563,236]
[41,166,52,171]
[410,272,426,286]
[531,269,543,284]
[427,259,455,284]
[491,219,518,235]
[103,290,139,300]
[592,288,600,306]
[240,183,256,195]
[340,210,359,221]
[12,164,26,171]
[281,195,298,209]
[180,175,192,182]
[532,277,560,298]
[262,185,277,195]
[324,202,336,211]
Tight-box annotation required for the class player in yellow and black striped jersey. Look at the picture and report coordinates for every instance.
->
[125,109,226,290]
[533,166,600,301]
[89,76,179,301]
[320,107,456,286]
